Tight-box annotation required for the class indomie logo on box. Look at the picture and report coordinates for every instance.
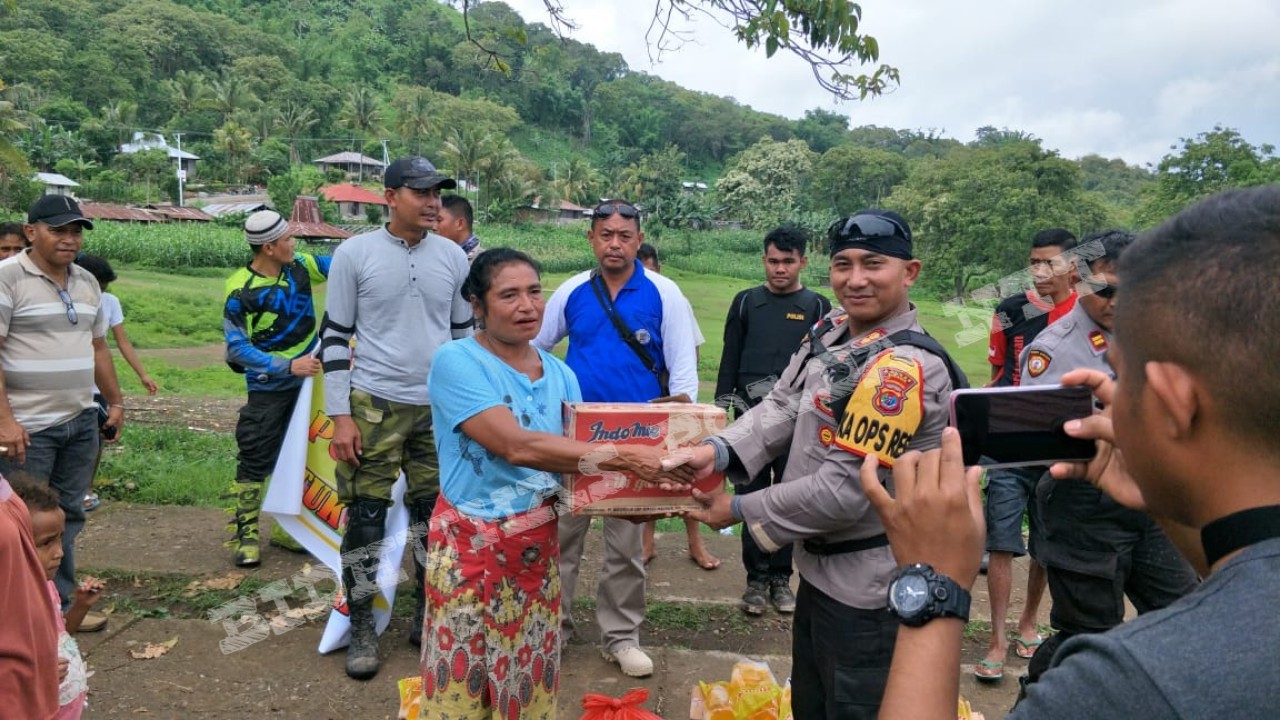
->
[586,420,663,442]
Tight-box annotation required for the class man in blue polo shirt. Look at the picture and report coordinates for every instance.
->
[534,200,699,678]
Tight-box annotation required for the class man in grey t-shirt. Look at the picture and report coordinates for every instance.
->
[319,156,472,680]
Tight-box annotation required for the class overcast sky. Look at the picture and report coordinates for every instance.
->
[502,0,1280,167]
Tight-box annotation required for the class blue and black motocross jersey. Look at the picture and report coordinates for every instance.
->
[223,253,331,392]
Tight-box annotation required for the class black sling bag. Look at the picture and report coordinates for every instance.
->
[588,271,671,397]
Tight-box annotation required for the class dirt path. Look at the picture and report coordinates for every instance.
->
[128,392,242,432]
[137,343,226,370]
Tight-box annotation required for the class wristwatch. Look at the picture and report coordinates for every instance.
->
[886,563,971,627]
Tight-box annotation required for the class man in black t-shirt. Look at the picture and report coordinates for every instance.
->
[976,228,1079,682]
[714,226,831,616]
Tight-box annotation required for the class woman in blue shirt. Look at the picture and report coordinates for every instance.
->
[420,248,684,720]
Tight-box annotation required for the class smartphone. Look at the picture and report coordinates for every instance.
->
[950,385,1096,468]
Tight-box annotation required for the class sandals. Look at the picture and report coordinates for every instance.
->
[974,659,1004,682]
[1014,634,1045,660]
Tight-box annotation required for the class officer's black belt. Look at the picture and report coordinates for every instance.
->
[802,533,889,556]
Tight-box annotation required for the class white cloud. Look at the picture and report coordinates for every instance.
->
[502,0,1280,165]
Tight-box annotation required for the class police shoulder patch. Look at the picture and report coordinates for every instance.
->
[1088,330,1108,355]
[1027,349,1051,378]
[833,350,924,466]
[853,328,888,348]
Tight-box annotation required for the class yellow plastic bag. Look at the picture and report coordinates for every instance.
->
[398,676,423,720]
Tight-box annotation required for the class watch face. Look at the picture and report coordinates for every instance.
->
[891,573,930,615]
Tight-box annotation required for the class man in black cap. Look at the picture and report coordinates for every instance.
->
[0,195,124,632]
[683,210,968,719]
[319,156,472,679]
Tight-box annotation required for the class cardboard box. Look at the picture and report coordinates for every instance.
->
[563,402,727,515]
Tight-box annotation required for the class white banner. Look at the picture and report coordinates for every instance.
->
[262,377,410,654]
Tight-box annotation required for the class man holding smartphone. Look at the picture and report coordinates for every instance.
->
[977,228,1078,681]
[1017,229,1196,692]
[684,210,967,719]
[871,185,1280,720]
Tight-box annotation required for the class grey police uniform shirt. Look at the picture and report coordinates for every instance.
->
[1018,302,1112,385]
[718,306,955,609]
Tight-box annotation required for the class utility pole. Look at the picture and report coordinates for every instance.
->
[175,132,185,207]
[380,139,390,168]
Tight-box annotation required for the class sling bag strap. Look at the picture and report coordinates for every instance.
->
[588,270,670,396]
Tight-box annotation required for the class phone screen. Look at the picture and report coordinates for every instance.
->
[950,385,1096,468]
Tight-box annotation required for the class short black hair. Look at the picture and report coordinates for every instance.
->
[441,194,474,231]
[462,247,542,312]
[75,253,118,290]
[7,472,60,514]
[1119,185,1280,454]
[764,225,810,256]
[0,221,25,241]
[1076,229,1135,273]
[637,243,659,265]
[1031,228,1077,252]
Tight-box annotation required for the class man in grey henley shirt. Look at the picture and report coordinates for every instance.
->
[319,156,472,680]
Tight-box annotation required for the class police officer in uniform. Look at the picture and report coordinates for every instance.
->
[1018,229,1198,691]
[715,225,831,615]
[685,210,967,720]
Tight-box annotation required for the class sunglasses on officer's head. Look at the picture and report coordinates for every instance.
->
[592,201,639,220]
[827,214,908,244]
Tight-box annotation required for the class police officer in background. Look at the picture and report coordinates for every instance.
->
[714,225,831,615]
[1017,229,1197,693]
[684,210,967,719]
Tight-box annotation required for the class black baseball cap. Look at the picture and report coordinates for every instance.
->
[27,195,94,230]
[384,156,457,191]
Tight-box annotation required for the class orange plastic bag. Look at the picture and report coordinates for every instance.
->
[580,688,664,720]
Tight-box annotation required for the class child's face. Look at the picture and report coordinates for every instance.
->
[0,233,25,260]
[30,508,65,580]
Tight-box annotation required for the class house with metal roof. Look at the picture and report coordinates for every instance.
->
[289,195,351,243]
[33,172,80,197]
[119,132,200,178]
[199,201,271,218]
[320,183,388,222]
[313,152,386,180]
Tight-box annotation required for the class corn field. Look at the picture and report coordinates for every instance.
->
[78,220,776,280]
[83,223,254,269]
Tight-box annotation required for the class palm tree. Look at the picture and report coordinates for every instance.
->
[248,106,278,143]
[214,120,254,184]
[167,70,210,116]
[555,157,600,206]
[440,126,496,199]
[99,100,137,147]
[208,72,259,124]
[337,87,382,180]
[275,102,317,165]
[0,79,30,185]
[391,86,437,155]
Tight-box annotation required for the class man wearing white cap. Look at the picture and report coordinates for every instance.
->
[222,210,331,567]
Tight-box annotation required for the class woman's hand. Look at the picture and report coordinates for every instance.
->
[617,445,695,486]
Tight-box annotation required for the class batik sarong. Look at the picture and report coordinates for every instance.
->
[419,495,561,720]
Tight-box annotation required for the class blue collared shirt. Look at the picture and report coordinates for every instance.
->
[534,259,699,402]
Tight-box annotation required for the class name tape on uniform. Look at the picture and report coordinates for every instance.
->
[833,350,925,466]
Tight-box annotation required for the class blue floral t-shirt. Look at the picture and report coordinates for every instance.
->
[428,337,582,520]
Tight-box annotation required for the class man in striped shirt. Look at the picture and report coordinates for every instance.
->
[0,195,124,630]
